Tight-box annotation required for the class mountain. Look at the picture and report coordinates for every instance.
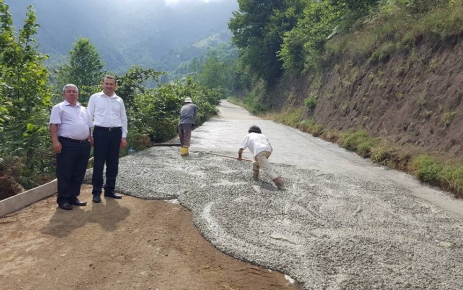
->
[6,0,238,73]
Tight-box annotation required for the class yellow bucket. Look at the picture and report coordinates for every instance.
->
[180,147,189,156]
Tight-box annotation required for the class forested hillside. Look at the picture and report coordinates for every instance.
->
[6,0,238,72]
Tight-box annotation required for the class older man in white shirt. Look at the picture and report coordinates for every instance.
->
[49,84,92,210]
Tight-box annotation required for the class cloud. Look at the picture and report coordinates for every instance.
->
[164,0,229,6]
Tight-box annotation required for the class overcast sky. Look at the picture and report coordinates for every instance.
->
[165,0,230,4]
[117,0,234,6]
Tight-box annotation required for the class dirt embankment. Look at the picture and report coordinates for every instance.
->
[268,39,463,159]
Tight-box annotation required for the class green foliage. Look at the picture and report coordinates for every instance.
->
[235,81,268,115]
[331,0,381,14]
[323,1,463,69]
[127,77,221,144]
[0,2,53,188]
[280,107,303,127]
[395,0,449,14]
[278,0,383,73]
[411,155,443,183]
[440,163,463,196]
[340,130,378,157]
[304,94,318,110]
[369,42,396,64]
[279,0,346,73]
[229,0,302,82]
[194,51,239,95]
[299,119,324,136]
[54,38,104,104]
[116,65,165,109]
[441,111,456,126]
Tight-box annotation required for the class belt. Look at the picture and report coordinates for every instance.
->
[58,136,89,143]
[94,126,122,131]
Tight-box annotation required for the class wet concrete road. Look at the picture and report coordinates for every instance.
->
[114,100,463,290]
[195,101,463,218]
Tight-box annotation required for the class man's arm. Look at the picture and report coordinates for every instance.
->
[237,148,244,161]
[87,96,95,146]
[120,99,128,149]
[193,105,198,120]
[49,124,62,153]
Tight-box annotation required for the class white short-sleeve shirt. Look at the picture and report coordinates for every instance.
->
[49,100,92,140]
[240,132,272,157]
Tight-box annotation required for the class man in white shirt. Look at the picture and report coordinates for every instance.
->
[87,75,128,203]
[49,84,92,210]
[238,125,285,190]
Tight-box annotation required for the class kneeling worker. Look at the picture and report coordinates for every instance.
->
[237,125,285,190]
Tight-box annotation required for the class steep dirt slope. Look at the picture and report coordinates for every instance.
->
[269,39,463,159]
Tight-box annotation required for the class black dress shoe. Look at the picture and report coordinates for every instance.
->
[58,203,73,210]
[104,193,122,199]
[70,199,87,206]
[92,195,101,203]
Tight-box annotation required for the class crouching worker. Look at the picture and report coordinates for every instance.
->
[237,125,285,190]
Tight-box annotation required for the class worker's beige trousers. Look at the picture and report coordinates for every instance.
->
[253,151,279,180]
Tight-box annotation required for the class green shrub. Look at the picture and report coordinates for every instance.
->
[339,130,379,157]
[357,139,377,158]
[281,108,303,127]
[370,146,391,164]
[340,130,368,150]
[440,164,463,197]
[441,111,456,126]
[304,94,318,110]
[411,155,443,183]
[299,119,324,136]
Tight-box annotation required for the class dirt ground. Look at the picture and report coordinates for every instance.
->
[0,184,300,290]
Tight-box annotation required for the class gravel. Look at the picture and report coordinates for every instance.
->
[84,101,463,290]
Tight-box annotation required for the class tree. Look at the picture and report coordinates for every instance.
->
[55,38,104,104]
[194,46,242,95]
[228,0,296,83]
[0,2,53,188]
[115,65,165,109]
[279,0,346,73]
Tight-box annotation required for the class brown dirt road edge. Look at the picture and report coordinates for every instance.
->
[0,184,301,290]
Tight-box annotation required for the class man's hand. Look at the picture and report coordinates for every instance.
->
[120,137,127,149]
[52,141,62,154]
[90,136,94,147]
[237,148,244,161]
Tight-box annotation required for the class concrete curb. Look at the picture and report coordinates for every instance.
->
[0,159,94,217]
[0,179,57,217]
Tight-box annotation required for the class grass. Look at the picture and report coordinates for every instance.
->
[325,2,463,68]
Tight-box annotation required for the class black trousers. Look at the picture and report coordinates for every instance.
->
[56,137,91,205]
[92,127,122,196]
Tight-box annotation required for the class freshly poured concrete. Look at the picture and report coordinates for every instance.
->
[86,100,463,289]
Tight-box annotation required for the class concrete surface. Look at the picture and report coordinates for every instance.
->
[87,100,463,290]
